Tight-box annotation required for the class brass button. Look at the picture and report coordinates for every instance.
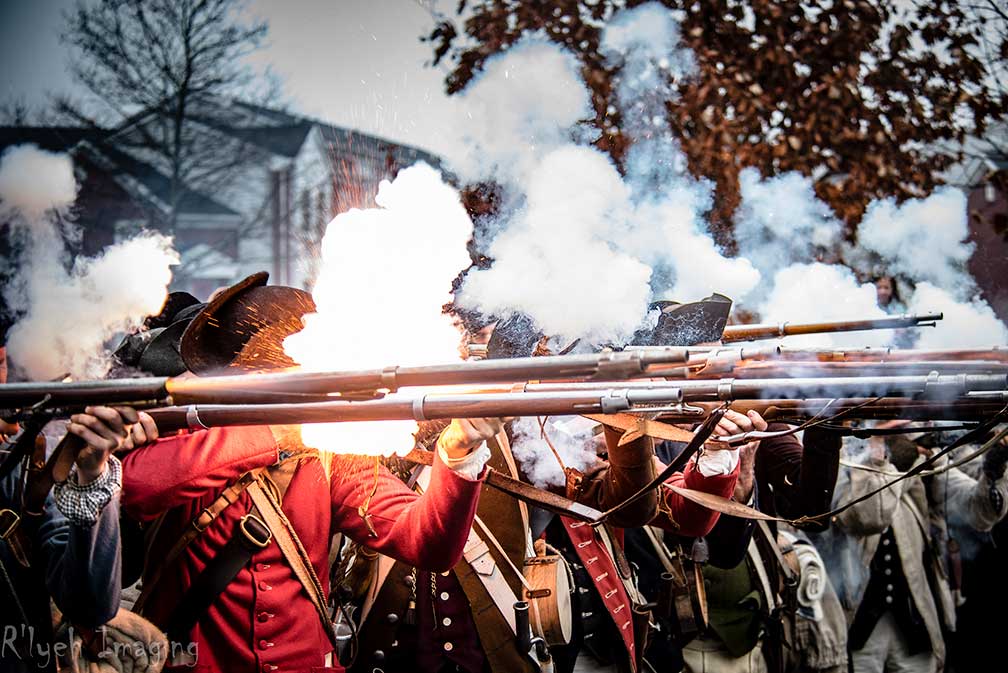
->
[442,617,452,627]
[387,613,399,624]
[444,642,454,652]
[440,591,450,601]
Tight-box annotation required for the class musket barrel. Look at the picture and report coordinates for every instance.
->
[161,349,692,402]
[148,388,687,432]
[720,313,943,343]
[0,349,691,411]
[0,377,170,409]
[523,374,1008,400]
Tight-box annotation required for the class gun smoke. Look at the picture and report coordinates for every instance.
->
[455,3,758,347]
[0,144,177,381]
[509,415,600,488]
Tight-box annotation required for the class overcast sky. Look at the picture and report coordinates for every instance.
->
[0,0,459,155]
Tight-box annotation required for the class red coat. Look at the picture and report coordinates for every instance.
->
[122,426,484,673]
[654,457,740,536]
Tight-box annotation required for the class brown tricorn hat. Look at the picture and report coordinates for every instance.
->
[180,272,316,375]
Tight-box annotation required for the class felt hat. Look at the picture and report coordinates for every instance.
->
[632,293,733,346]
[180,272,316,374]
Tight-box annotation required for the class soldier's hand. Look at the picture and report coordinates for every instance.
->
[0,417,18,440]
[69,406,138,484]
[714,409,768,448]
[121,411,159,451]
[440,417,511,460]
[715,410,767,502]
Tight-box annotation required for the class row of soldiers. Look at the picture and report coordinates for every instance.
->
[1,272,1006,673]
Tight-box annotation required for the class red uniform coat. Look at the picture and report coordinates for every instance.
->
[654,456,740,536]
[122,426,484,673]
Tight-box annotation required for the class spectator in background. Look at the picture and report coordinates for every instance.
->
[821,429,1008,673]
[874,276,907,315]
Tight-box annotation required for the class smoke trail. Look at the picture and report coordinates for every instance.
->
[284,163,474,456]
[600,1,697,190]
[0,144,178,380]
[601,2,758,303]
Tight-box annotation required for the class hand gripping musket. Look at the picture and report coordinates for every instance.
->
[718,312,943,343]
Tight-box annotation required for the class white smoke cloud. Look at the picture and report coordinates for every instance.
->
[0,145,178,380]
[0,144,77,221]
[907,282,1008,349]
[858,188,974,295]
[459,146,654,344]
[757,263,894,348]
[510,415,600,488]
[601,1,697,149]
[631,182,760,302]
[7,233,178,380]
[447,38,593,186]
[458,5,761,345]
[285,163,474,456]
[735,168,842,281]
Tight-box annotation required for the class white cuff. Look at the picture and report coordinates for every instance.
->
[696,448,739,477]
[437,441,491,481]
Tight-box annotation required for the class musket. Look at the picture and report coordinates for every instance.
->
[515,373,1008,401]
[140,372,1008,433]
[718,313,942,343]
[693,345,1008,363]
[0,348,691,417]
[639,346,1008,378]
[695,397,1008,424]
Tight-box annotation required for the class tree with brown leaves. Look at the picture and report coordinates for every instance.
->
[428,0,1005,239]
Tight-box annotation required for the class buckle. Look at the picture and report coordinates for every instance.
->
[239,514,272,549]
[0,508,20,540]
[192,507,214,532]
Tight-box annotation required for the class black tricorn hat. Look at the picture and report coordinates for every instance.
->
[486,313,542,360]
[180,272,316,375]
[143,291,201,330]
[112,292,204,376]
[631,293,733,347]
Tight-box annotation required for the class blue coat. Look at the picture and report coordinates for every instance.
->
[0,459,121,672]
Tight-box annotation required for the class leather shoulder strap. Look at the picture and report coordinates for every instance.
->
[134,467,265,615]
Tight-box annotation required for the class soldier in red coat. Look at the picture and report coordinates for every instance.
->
[119,273,505,673]
[351,315,744,673]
